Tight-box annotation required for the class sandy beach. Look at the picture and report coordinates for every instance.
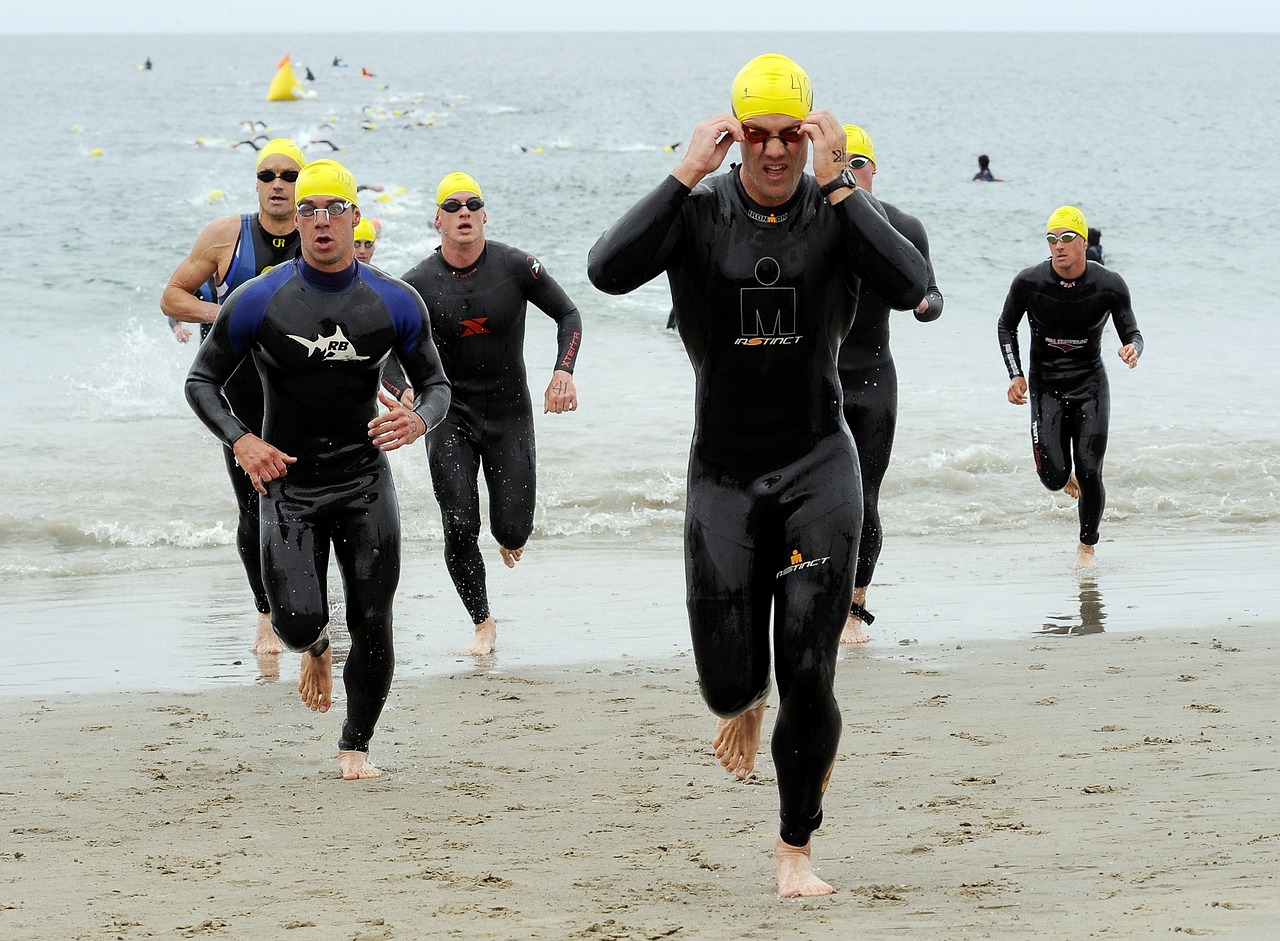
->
[3,537,1277,939]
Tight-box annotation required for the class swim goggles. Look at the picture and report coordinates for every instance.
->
[741,125,804,146]
[296,200,354,219]
[438,197,485,213]
[1045,231,1081,244]
[257,169,300,183]
[847,156,872,169]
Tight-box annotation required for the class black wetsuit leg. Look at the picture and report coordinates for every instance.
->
[686,434,859,848]
[220,359,269,614]
[479,414,536,554]
[1030,376,1110,546]
[841,362,897,588]
[260,463,401,752]
[427,416,491,625]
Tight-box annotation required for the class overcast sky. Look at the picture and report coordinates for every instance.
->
[6,0,1278,33]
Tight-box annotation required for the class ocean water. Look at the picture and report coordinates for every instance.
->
[1,32,1277,689]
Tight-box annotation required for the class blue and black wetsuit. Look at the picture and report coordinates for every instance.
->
[838,202,942,591]
[202,213,301,615]
[998,260,1142,546]
[389,242,582,627]
[588,169,926,848]
[186,257,450,753]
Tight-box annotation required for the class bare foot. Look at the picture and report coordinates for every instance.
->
[775,837,834,898]
[1063,474,1081,500]
[461,617,497,656]
[338,750,383,780]
[840,613,870,645]
[1073,542,1097,571]
[712,703,766,779]
[498,545,524,568]
[252,612,283,655]
[298,643,333,712]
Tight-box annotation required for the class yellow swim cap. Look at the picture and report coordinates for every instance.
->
[731,54,812,122]
[1046,205,1088,239]
[843,125,876,164]
[256,138,305,170]
[295,158,358,205]
[436,171,482,206]
[353,217,377,241]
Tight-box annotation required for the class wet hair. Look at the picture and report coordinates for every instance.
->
[977,154,990,168]
[1087,227,1101,245]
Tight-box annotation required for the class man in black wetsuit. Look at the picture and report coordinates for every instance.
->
[588,54,926,897]
[185,159,451,780]
[162,138,306,657]
[998,205,1142,570]
[390,172,583,657]
[837,125,944,645]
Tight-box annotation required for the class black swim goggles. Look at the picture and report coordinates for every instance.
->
[740,125,804,146]
[1045,231,1081,244]
[257,169,300,183]
[296,200,354,219]
[438,197,485,213]
[847,155,872,169]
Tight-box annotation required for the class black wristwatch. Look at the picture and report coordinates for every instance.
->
[819,167,857,200]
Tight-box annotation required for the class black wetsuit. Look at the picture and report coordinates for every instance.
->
[998,260,1142,546]
[838,202,943,591]
[391,242,582,626]
[588,170,926,848]
[199,213,300,615]
[186,257,450,752]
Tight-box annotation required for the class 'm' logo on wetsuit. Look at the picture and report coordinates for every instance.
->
[459,318,491,337]
[776,549,830,579]
[737,255,801,347]
[1045,337,1086,353]
[287,325,370,361]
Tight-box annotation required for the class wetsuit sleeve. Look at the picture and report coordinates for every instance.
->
[587,175,689,294]
[391,290,452,434]
[997,276,1030,379]
[903,217,944,323]
[835,190,927,311]
[1107,276,1144,358]
[523,260,583,374]
[184,286,267,446]
[380,350,410,400]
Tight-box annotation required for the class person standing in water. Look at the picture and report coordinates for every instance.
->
[836,125,943,644]
[972,154,1002,182]
[588,54,925,897]
[161,138,306,656]
[998,205,1142,570]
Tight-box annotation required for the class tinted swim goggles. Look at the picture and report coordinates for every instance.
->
[847,155,872,169]
[296,200,354,219]
[1045,231,1081,244]
[438,197,485,213]
[741,125,804,146]
[257,169,300,183]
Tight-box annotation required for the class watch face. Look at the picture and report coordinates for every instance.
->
[843,168,857,187]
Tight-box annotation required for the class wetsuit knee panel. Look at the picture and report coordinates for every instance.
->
[271,609,329,653]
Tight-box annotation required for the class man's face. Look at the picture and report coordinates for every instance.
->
[738,113,808,208]
[847,153,876,190]
[296,196,359,271]
[435,192,486,250]
[256,157,301,224]
[1047,227,1086,274]
[353,239,376,264]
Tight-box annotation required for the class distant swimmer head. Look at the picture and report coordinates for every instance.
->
[295,158,358,205]
[731,53,812,122]
[353,217,377,242]
[255,138,306,171]
[435,171,482,206]
[978,154,990,169]
[1046,205,1088,240]
[842,125,876,165]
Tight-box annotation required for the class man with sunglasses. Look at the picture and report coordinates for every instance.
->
[836,125,944,645]
[186,158,450,780]
[162,138,306,658]
[998,205,1142,570]
[588,54,925,898]
[388,172,583,658]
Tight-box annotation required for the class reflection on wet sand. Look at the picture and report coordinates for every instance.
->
[1039,577,1107,635]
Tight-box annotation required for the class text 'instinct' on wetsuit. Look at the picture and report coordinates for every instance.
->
[588,168,926,847]
[998,259,1142,545]
[186,256,450,752]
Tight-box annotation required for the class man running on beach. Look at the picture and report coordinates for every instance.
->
[388,172,583,657]
[161,139,306,656]
[185,159,451,779]
[998,205,1142,570]
[836,125,943,645]
[588,54,925,897]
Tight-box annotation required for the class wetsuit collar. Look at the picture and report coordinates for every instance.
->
[436,242,487,277]
[298,257,358,292]
[730,164,801,225]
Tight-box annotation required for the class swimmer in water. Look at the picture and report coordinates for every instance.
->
[998,205,1142,570]
[353,216,377,265]
[836,125,944,645]
[588,54,926,898]
[185,158,451,779]
[973,153,1003,182]
[1086,226,1104,265]
[387,172,584,658]
[161,138,307,657]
